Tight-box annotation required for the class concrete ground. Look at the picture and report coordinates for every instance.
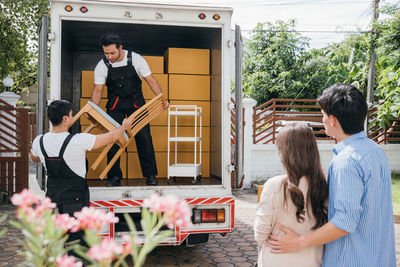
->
[0,189,399,266]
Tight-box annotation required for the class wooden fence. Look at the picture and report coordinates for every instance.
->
[253,99,335,144]
[253,98,400,144]
[0,99,29,195]
[367,105,400,144]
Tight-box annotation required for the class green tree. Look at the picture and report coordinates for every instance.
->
[316,33,370,95]
[373,2,400,128]
[0,0,49,94]
[243,20,314,105]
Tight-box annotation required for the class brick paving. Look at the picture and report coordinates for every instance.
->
[0,189,399,266]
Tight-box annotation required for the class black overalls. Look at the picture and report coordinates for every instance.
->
[104,51,157,179]
[40,134,89,215]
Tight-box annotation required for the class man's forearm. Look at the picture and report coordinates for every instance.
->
[91,91,101,105]
[91,84,104,105]
[299,222,348,249]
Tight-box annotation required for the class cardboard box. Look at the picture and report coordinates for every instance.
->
[86,151,126,179]
[127,152,209,178]
[141,74,168,100]
[127,126,210,152]
[164,48,210,75]
[79,98,108,126]
[170,100,210,126]
[81,71,107,98]
[127,126,168,152]
[127,152,168,178]
[143,56,164,74]
[169,74,210,101]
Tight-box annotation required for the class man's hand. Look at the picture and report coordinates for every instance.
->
[85,113,97,124]
[30,150,40,163]
[121,116,135,131]
[162,100,170,110]
[267,223,302,254]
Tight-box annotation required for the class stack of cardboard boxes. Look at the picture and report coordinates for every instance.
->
[80,49,210,179]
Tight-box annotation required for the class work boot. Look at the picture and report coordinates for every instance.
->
[106,176,121,187]
[146,175,158,186]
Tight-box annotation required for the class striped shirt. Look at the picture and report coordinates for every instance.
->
[322,131,396,267]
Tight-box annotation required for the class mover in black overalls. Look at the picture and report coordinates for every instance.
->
[91,33,169,186]
[30,100,135,213]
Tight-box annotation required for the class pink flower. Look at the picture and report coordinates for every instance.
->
[87,237,123,261]
[143,194,192,230]
[56,254,82,267]
[162,195,192,230]
[53,213,77,232]
[121,234,133,255]
[71,207,118,233]
[11,189,40,208]
[34,197,57,216]
[143,194,163,214]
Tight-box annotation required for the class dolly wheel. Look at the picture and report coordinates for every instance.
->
[191,178,197,185]
[197,175,202,183]
[173,176,177,183]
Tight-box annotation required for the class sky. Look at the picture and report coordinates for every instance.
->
[132,0,398,49]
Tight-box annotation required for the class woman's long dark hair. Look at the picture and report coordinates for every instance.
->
[276,122,328,230]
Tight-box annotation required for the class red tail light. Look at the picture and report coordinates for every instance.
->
[193,208,225,223]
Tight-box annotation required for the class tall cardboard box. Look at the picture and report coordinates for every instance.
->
[141,74,168,100]
[81,71,107,98]
[127,152,209,178]
[86,151,126,179]
[164,48,210,75]
[127,152,168,178]
[143,56,164,74]
[169,74,210,101]
[127,125,210,152]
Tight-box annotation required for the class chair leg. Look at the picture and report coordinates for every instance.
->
[71,104,92,126]
[99,148,125,180]
[91,143,113,170]
[83,123,96,133]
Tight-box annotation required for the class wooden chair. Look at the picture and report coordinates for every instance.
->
[72,94,166,179]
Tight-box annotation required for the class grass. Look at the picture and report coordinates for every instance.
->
[392,172,400,215]
[253,172,400,215]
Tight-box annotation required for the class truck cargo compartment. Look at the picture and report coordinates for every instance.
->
[60,20,223,186]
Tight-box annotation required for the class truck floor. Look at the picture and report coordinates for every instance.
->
[86,177,221,187]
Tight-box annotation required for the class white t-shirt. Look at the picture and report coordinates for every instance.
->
[94,50,152,85]
[31,132,96,178]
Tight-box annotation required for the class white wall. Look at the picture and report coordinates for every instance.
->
[243,143,400,188]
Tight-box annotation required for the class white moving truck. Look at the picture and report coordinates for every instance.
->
[33,0,243,245]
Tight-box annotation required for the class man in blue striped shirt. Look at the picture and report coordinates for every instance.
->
[267,84,396,266]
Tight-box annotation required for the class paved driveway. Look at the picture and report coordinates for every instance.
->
[1,189,399,266]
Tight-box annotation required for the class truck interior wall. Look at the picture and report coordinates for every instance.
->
[60,20,223,179]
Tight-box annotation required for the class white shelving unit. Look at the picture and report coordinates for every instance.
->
[167,105,202,184]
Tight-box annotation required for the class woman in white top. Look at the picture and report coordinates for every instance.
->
[254,122,328,267]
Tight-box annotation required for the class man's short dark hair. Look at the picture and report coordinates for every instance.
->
[317,83,368,135]
[47,100,73,126]
[100,33,122,48]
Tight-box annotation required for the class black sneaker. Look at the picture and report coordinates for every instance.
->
[146,175,158,186]
[106,176,121,187]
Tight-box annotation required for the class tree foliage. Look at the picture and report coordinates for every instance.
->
[373,2,400,128]
[0,0,49,93]
[243,20,320,105]
[242,20,370,107]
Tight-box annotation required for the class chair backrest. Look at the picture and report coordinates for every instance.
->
[127,94,165,136]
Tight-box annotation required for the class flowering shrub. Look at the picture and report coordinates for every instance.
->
[10,189,192,267]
